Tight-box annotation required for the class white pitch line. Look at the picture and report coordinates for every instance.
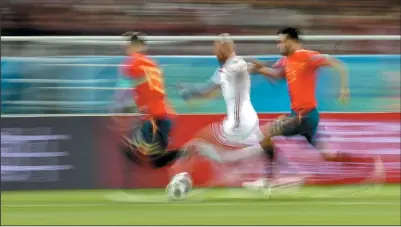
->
[2,201,400,208]
[2,210,397,218]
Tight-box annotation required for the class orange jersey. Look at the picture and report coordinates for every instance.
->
[275,49,329,113]
[123,53,175,118]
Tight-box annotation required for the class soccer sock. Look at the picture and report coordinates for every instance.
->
[260,138,275,179]
[273,147,290,172]
[120,144,143,165]
[262,146,275,179]
[150,150,182,168]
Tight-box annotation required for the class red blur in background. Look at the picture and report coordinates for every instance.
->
[99,113,400,189]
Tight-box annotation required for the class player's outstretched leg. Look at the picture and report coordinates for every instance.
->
[168,122,259,190]
[182,121,291,191]
[243,109,385,191]
[292,109,383,175]
[240,122,288,191]
[120,117,189,168]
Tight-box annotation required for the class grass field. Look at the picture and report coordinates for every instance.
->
[1,185,400,225]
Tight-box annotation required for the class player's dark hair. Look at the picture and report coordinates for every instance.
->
[277,27,300,41]
[123,31,146,45]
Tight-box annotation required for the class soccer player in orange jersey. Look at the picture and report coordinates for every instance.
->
[117,32,185,168]
[204,27,383,189]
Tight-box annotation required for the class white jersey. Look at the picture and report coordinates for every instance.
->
[211,55,261,145]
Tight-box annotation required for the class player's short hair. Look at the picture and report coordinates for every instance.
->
[122,31,146,45]
[216,33,234,45]
[215,33,235,51]
[277,27,301,41]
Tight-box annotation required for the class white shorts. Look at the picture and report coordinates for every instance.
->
[211,120,263,148]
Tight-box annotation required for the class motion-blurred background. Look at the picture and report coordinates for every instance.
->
[1,2,400,225]
[1,0,400,114]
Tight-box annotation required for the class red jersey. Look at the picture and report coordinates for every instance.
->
[123,53,175,118]
[275,49,329,113]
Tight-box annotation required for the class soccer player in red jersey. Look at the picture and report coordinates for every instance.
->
[116,32,185,168]
[254,27,350,161]
[209,27,383,189]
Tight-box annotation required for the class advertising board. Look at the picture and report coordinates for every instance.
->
[1,117,96,190]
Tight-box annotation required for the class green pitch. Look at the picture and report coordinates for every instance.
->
[2,185,400,225]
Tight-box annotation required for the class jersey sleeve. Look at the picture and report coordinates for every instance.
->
[309,53,331,68]
[272,57,286,69]
[210,68,221,84]
[124,57,145,79]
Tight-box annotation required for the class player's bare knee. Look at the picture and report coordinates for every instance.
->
[321,151,337,161]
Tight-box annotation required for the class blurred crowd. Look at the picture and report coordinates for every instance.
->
[2,0,400,56]
[2,0,400,36]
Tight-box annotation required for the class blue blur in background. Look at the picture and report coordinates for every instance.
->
[1,55,400,114]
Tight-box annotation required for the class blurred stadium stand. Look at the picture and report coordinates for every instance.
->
[1,0,400,56]
[2,0,400,36]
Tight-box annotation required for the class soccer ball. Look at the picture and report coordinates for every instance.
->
[167,172,192,201]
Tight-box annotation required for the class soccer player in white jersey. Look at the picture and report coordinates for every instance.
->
[178,33,263,150]
[173,34,300,189]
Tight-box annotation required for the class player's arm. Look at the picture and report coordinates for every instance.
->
[109,62,139,114]
[177,70,221,101]
[109,87,138,114]
[250,59,285,80]
[311,54,350,101]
